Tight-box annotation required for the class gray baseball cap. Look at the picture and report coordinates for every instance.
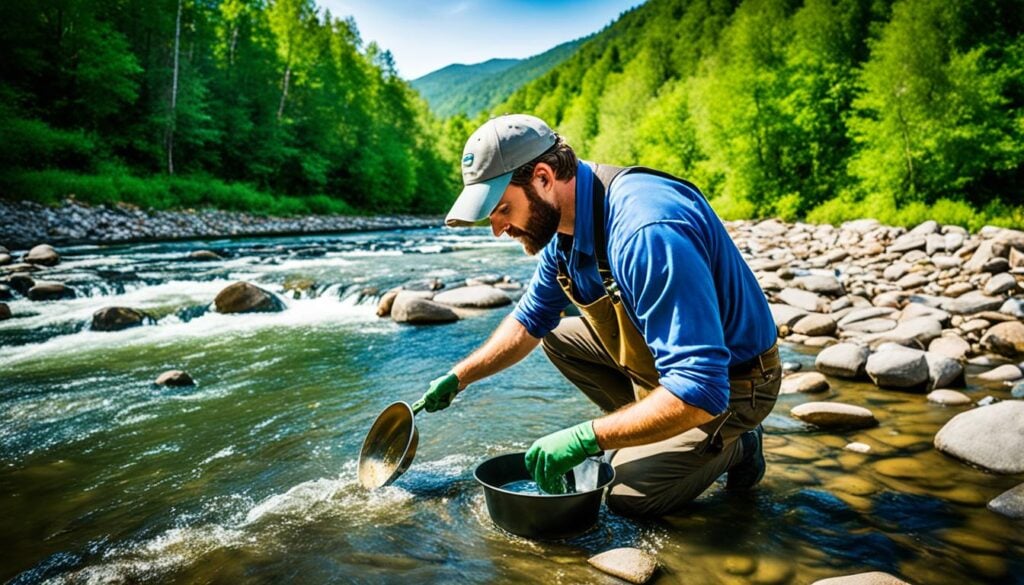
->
[445,114,556,227]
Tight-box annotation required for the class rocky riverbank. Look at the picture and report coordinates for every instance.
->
[0,198,439,248]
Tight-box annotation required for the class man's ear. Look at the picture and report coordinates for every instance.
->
[534,163,553,188]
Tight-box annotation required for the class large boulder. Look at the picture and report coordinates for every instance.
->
[391,292,459,324]
[791,401,877,429]
[214,282,285,314]
[934,401,1024,473]
[27,281,75,301]
[815,343,870,378]
[988,483,1024,520]
[865,345,929,390]
[980,321,1024,359]
[24,244,60,266]
[92,307,152,332]
[432,285,511,308]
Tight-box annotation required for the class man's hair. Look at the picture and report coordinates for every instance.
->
[510,134,577,186]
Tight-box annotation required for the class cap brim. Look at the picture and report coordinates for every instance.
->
[445,172,512,227]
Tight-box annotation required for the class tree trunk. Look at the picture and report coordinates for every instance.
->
[167,0,183,175]
[277,64,291,121]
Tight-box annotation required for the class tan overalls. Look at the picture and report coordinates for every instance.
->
[542,164,782,517]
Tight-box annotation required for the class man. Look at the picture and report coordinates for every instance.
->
[414,114,780,517]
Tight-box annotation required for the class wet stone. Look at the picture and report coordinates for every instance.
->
[587,548,657,584]
[874,457,931,479]
[780,372,829,395]
[987,482,1024,519]
[815,343,870,379]
[432,285,511,309]
[24,243,60,266]
[376,290,399,317]
[155,370,195,387]
[188,249,223,261]
[92,307,152,332]
[27,281,75,301]
[926,389,971,406]
[928,335,971,361]
[811,572,910,585]
[866,345,928,390]
[977,364,1022,382]
[791,401,877,429]
[924,353,964,390]
[980,321,1024,359]
[934,401,1024,473]
[0,302,9,320]
[214,281,285,314]
[391,294,459,325]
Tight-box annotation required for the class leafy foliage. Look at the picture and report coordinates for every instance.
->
[490,0,1024,228]
[0,0,459,214]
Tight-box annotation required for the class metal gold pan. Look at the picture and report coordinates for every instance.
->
[357,401,422,489]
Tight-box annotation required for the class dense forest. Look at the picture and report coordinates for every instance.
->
[1,0,1021,227]
[0,0,459,215]
[494,0,1024,228]
[412,38,585,119]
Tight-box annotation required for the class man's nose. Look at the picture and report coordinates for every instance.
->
[490,219,506,238]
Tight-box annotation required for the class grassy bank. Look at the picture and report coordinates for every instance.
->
[3,169,356,216]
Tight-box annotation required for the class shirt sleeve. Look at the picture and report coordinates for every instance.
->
[613,221,732,415]
[511,243,571,339]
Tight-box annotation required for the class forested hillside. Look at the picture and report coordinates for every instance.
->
[0,0,459,215]
[413,38,585,118]
[497,0,1024,228]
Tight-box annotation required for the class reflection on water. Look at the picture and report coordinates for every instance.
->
[1,229,1022,584]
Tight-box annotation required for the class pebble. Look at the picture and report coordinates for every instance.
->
[844,442,871,453]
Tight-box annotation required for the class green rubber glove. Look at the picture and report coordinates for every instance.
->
[525,421,601,494]
[412,372,461,413]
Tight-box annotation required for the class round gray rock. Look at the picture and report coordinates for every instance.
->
[587,548,657,584]
[926,389,971,406]
[391,294,459,324]
[980,321,1024,359]
[155,370,195,387]
[999,298,1024,318]
[984,272,1018,295]
[24,244,60,266]
[987,483,1024,519]
[944,291,1003,315]
[866,346,929,390]
[214,282,285,314]
[92,307,152,332]
[815,343,870,379]
[778,288,828,313]
[781,372,830,394]
[924,352,964,389]
[934,401,1024,473]
[432,285,511,308]
[791,401,877,429]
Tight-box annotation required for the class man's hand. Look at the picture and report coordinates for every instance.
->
[412,373,461,413]
[525,421,601,494]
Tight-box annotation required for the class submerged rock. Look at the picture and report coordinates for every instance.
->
[24,243,60,266]
[27,281,75,301]
[811,571,911,584]
[92,307,152,332]
[0,302,10,320]
[987,483,1024,519]
[934,401,1024,473]
[433,285,511,308]
[188,249,223,261]
[790,401,877,429]
[214,281,285,314]
[587,548,657,584]
[155,370,195,387]
[9,273,36,295]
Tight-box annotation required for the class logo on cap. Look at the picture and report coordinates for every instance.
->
[462,153,475,167]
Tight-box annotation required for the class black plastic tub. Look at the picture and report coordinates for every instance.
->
[474,452,615,540]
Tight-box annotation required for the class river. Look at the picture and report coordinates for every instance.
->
[1,228,1021,584]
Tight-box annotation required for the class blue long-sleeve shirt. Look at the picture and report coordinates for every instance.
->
[512,161,775,415]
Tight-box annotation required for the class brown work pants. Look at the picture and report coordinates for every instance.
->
[542,317,781,517]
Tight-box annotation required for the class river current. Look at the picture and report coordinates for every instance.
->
[1,228,1021,584]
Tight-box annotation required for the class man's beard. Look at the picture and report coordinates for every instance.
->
[506,182,561,256]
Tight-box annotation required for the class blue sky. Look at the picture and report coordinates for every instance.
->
[318,0,644,80]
